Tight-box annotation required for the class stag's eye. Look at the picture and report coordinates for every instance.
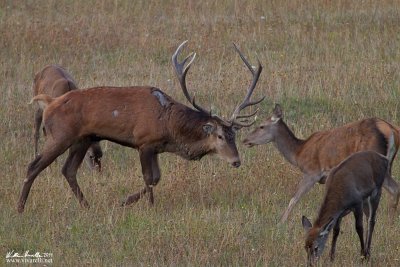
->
[260,126,264,129]
[218,135,223,140]
[313,246,318,254]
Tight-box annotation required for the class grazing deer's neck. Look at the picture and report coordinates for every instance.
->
[314,196,343,228]
[274,121,304,167]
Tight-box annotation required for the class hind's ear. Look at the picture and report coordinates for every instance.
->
[302,216,312,232]
[271,104,283,122]
[273,104,283,118]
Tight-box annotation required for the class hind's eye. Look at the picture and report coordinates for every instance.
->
[260,126,264,129]
[218,135,223,139]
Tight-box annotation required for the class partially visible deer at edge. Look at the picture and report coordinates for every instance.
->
[17,41,264,213]
[301,132,396,266]
[243,104,400,222]
[32,65,103,171]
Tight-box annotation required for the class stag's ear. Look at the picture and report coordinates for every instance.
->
[203,122,216,134]
[232,125,241,132]
[302,216,312,232]
[273,104,283,118]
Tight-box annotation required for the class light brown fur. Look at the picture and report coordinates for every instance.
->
[32,65,103,170]
[243,104,400,222]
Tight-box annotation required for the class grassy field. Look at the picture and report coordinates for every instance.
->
[1,0,400,266]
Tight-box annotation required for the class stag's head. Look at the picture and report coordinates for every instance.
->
[243,104,283,147]
[172,41,264,168]
[302,216,335,267]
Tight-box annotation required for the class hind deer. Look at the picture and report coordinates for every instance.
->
[32,65,103,171]
[17,41,264,213]
[243,104,399,222]
[301,133,396,266]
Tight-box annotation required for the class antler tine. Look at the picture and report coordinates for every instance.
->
[235,108,259,119]
[172,41,210,115]
[232,119,257,128]
[233,43,255,75]
[230,44,264,125]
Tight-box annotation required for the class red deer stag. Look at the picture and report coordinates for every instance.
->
[32,65,103,171]
[17,41,264,213]
[243,104,399,222]
[301,133,396,266]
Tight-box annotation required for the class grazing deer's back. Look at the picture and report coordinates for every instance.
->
[331,151,387,183]
[296,118,397,173]
[315,151,388,226]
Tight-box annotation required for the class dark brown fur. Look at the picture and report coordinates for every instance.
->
[21,42,263,213]
[302,150,391,265]
[18,86,241,212]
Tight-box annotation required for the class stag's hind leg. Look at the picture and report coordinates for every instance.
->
[62,139,92,209]
[33,108,43,156]
[18,140,71,213]
[122,148,159,206]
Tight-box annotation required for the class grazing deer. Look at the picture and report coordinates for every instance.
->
[17,41,264,213]
[243,104,400,222]
[32,65,103,171]
[301,133,396,266]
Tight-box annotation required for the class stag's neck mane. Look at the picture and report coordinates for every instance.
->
[166,104,212,160]
[274,120,304,167]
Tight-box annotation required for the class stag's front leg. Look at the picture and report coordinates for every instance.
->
[280,174,321,223]
[122,148,157,206]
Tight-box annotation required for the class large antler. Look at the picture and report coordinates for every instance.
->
[172,40,211,115]
[172,41,264,128]
[229,43,265,127]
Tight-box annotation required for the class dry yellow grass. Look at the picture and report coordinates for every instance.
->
[1,0,400,266]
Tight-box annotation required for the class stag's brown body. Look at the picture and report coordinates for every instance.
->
[18,41,263,213]
[32,65,103,170]
[243,104,400,222]
[302,148,392,265]
[39,86,232,160]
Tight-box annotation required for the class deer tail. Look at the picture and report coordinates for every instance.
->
[29,94,54,110]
